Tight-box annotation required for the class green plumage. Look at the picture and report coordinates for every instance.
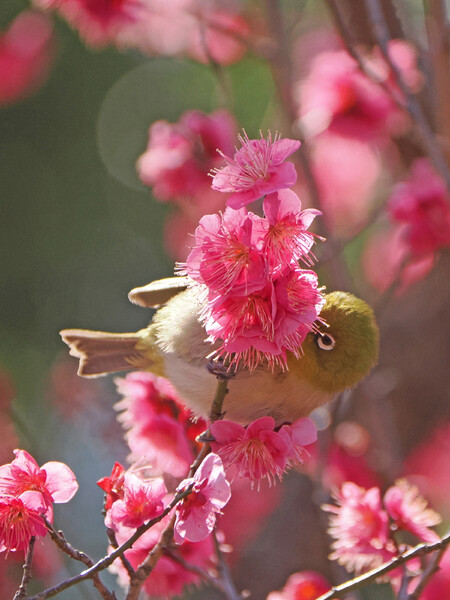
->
[289,291,379,393]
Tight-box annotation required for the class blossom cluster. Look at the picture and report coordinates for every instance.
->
[182,132,324,369]
[137,110,236,258]
[95,371,320,596]
[324,479,442,576]
[0,449,78,554]
[33,0,249,63]
[115,371,206,477]
[363,158,450,293]
[97,453,230,596]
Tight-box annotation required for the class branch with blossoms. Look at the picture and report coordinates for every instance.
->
[316,531,450,600]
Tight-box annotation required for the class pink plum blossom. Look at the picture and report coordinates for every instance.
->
[298,48,408,142]
[387,159,450,257]
[324,479,443,576]
[0,11,54,107]
[106,472,166,531]
[97,462,126,511]
[0,491,48,554]
[111,0,249,64]
[0,449,78,517]
[210,416,317,485]
[384,479,441,543]
[188,7,249,66]
[137,110,236,202]
[262,189,321,268]
[129,0,197,58]
[310,133,381,236]
[211,132,301,209]
[34,0,150,48]
[278,417,318,465]
[362,225,435,294]
[323,482,394,573]
[174,453,231,543]
[267,571,331,600]
[404,421,450,517]
[115,372,200,477]
[185,207,268,297]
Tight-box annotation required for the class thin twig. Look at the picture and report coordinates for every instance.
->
[316,531,450,600]
[407,545,447,600]
[325,0,405,108]
[125,513,177,600]
[165,549,219,587]
[374,253,412,315]
[365,0,450,187]
[397,569,413,600]
[14,537,35,600]
[213,531,243,600]
[43,518,116,600]
[106,527,135,578]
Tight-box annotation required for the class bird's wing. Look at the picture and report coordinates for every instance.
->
[60,329,152,377]
[128,276,190,308]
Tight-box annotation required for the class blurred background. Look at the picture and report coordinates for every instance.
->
[0,0,449,599]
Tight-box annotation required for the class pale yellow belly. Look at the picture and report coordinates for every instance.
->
[161,353,332,426]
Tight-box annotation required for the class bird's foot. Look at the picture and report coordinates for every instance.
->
[207,359,236,381]
[196,431,216,444]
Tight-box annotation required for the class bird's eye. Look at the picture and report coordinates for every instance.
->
[316,333,336,351]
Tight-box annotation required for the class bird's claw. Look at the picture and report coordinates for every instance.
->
[207,360,235,381]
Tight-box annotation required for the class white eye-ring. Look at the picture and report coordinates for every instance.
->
[316,333,336,351]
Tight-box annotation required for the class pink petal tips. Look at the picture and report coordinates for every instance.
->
[211,131,301,209]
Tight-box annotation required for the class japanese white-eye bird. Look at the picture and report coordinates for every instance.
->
[60,277,379,426]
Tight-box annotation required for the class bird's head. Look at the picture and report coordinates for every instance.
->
[288,291,379,394]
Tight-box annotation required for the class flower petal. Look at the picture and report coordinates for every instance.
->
[42,461,79,503]
[270,138,301,163]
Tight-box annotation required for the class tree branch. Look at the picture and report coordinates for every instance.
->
[365,0,450,187]
[407,545,447,600]
[316,531,450,600]
[24,488,193,600]
[14,537,35,600]
[43,518,116,600]
[213,531,243,600]
[106,527,135,579]
[124,375,230,600]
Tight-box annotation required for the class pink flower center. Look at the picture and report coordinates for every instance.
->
[221,439,283,483]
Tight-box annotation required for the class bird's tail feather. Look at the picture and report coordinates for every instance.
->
[60,329,152,377]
